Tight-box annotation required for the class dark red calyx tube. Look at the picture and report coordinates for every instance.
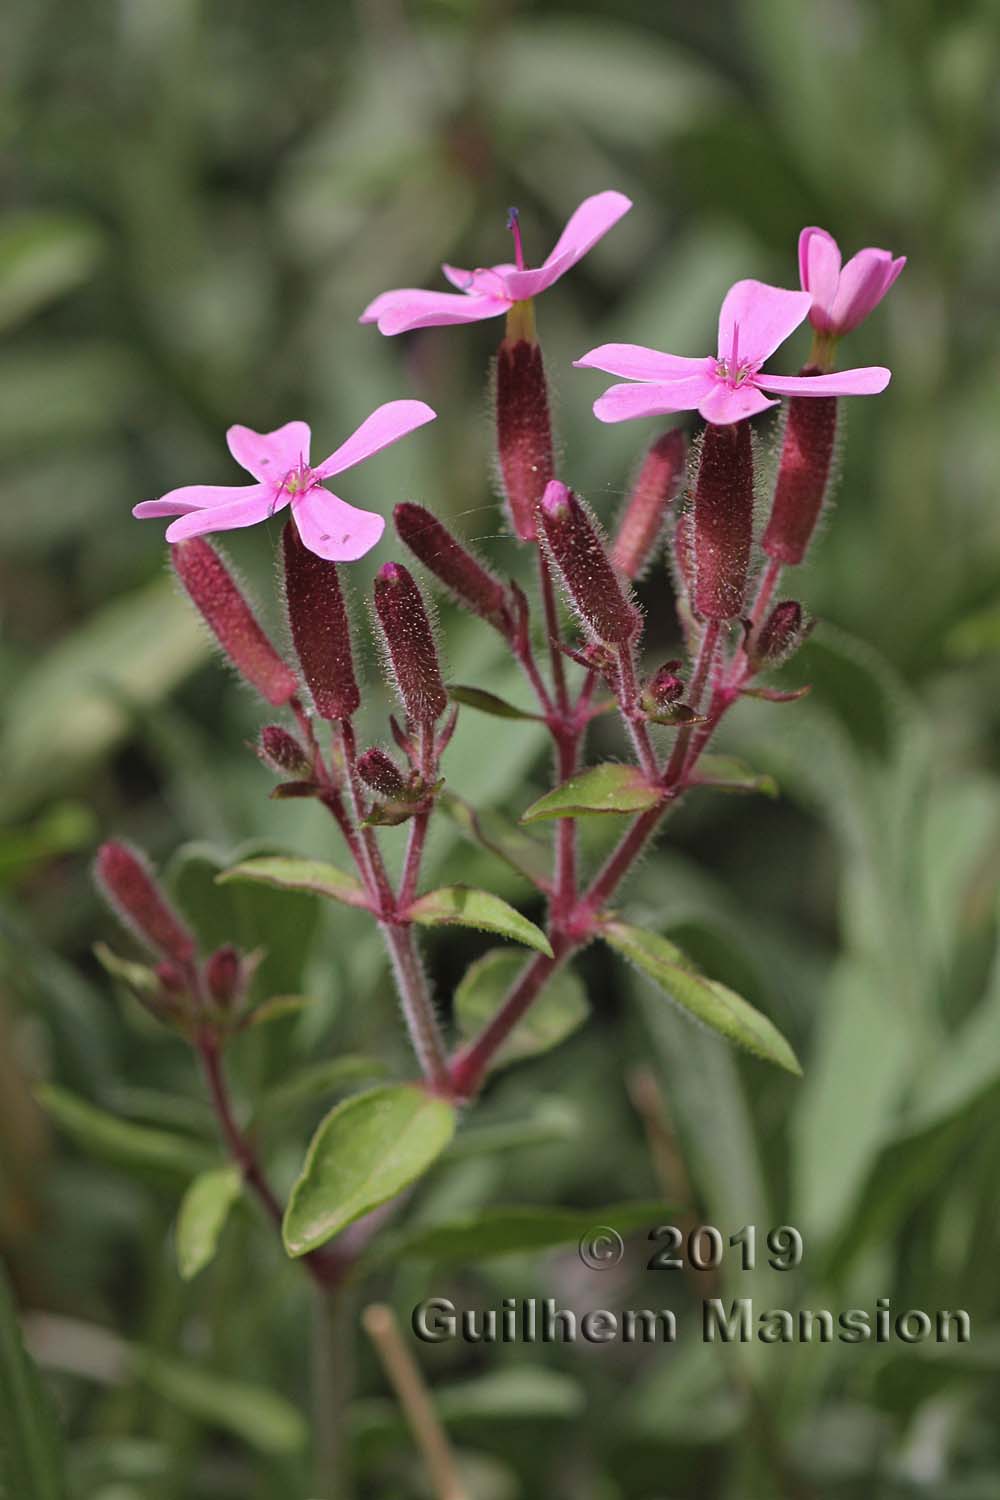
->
[538,480,640,646]
[762,377,837,565]
[394,503,508,630]
[495,319,555,542]
[612,428,688,580]
[171,538,297,707]
[95,841,196,964]
[258,724,310,777]
[205,944,242,1007]
[374,562,448,725]
[749,599,810,671]
[357,747,408,800]
[282,520,360,721]
[692,421,754,621]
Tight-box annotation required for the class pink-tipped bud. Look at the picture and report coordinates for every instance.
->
[692,422,754,621]
[538,481,640,646]
[646,661,685,707]
[258,724,310,777]
[282,521,360,721]
[357,746,407,800]
[373,562,448,724]
[762,385,837,565]
[749,600,810,670]
[172,539,297,707]
[205,944,242,1007]
[95,841,196,964]
[394,503,509,631]
[495,335,556,541]
[612,429,688,579]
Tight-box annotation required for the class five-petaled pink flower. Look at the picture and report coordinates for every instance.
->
[133,401,436,561]
[359,191,632,336]
[799,227,905,337]
[575,279,891,427]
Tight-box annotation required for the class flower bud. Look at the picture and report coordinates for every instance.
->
[357,747,408,800]
[282,520,360,721]
[761,386,838,565]
[495,332,555,541]
[612,429,688,579]
[258,724,310,777]
[95,841,196,964]
[205,944,242,1007]
[646,661,685,707]
[394,503,509,630]
[171,539,297,707]
[373,562,448,724]
[538,481,640,646]
[749,600,810,671]
[692,421,754,621]
[156,961,188,996]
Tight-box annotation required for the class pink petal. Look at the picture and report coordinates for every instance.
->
[359,288,510,335]
[592,376,714,423]
[503,190,632,300]
[798,227,842,320]
[575,343,710,381]
[442,263,515,295]
[758,366,891,397]
[133,483,267,519]
[227,422,311,481]
[292,488,385,561]
[828,250,905,333]
[164,490,283,543]
[315,400,436,479]
[717,279,812,366]
[698,382,777,425]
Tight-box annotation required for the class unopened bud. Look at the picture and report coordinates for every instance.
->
[172,539,297,706]
[95,841,196,964]
[205,944,242,1007]
[394,503,508,630]
[155,961,188,996]
[282,521,360,721]
[646,662,685,707]
[374,562,448,724]
[259,724,310,777]
[538,481,640,646]
[612,429,688,579]
[357,747,407,800]
[749,600,810,670]
[692,421,754,620]
[762,383,837,565]
[495,335,555,541]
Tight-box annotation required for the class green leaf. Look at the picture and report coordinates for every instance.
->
[93,942,161,999]
[253,1056,390,1124]
[0,213,104,333]
[242,994,316,1029]
[454,948,588,1068]
[521,764,664,822]
[283,1086,456,1256]
[217,855,369,910]
[406,886,553,956]
[448,683,541,721]
[602,922,801,1075]
[367,1199,668,1267]
[440,792,552,890]
[37,1084,215,1180]
[351,1367,584,1443]
[447,1097,581,1159]
[175,1166,243,1281]
[688,755,779,797]
[135,1350,306,1456]
[0,1260,68,1500]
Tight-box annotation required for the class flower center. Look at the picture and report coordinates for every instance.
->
[714,358,757,388]
[282,462,317,498]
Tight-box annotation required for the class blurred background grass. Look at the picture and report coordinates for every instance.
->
[3,1,1000,1497]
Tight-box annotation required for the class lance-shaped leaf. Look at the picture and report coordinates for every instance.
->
[440,792,552,891]
[37,1085,215,1180]
[176,1165,243,1281]
[455,948,587,1068]
[0,1260,69,1500]
[601,922,801,1075]
[522,763,664,822]
[448,684,542,721]
[686,755,779,797]
[283,1085,456,1256]
[216,855,369,910]
[366,1199,669,1267]
[405,886,553,956]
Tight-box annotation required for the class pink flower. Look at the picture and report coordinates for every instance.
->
[575,279,891,427]
[133,402,436,561]
[359,191,632,335]
[799,227,905,336]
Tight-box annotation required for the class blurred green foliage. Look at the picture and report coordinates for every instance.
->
[3,0,1000,1496]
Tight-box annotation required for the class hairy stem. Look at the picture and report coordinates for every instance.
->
[381,922,450,1092]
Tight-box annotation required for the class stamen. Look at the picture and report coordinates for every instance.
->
[730,320,740,377]
[506,206,525,272]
